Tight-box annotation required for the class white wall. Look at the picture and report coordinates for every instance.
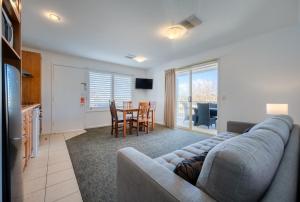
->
[147,25,300,131]
[146,69,165,125]
[298,0,300,22]
[23,49,148,134]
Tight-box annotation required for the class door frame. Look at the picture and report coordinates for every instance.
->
[175,60,219,132]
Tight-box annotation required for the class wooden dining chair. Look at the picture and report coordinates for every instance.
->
[109,100,131,137]
[123,101,134,119]
[131,102,150,135]
[123,101,132,108]
[149,101,156,130]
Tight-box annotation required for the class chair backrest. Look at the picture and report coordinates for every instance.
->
[196,103,210,125]
[209,103,217,109]
[149,101,157,111]
[123,101,132,109]
[138,102,150,119]
[109,100,118,121]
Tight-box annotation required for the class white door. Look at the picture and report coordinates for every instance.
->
[52,65,86,133]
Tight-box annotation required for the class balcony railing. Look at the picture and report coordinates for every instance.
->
[176,101,217,127]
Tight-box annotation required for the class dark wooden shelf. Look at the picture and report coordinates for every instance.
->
[3,0,21,23]
[2,0,22,69]
[2,36,21,60]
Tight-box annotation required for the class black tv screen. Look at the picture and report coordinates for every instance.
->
[135,78,153,89]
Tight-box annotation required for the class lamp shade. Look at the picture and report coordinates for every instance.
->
[266,104,288,115]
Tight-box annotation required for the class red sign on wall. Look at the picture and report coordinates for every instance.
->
[80,97,85,105]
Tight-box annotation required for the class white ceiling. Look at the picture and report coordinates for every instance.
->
[22,0,299,69]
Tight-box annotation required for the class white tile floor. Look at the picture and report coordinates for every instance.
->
[23,130,85,202]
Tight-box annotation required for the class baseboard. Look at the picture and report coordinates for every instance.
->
[42,122,165,135]
[42,128,86,136]
[155,121,165,126]
[85,124,110,130]
[86,122,165,129]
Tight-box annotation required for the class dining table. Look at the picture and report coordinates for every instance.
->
[117,107,155,137]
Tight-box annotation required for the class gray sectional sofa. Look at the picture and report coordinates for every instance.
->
[117,115,299,202]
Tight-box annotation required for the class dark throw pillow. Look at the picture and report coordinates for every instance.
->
[243,126,252,133]
[174,152,208,185]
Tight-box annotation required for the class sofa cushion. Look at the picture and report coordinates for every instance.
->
[155,132,235,171]
[197,129,284,202]
[249,118,290,145]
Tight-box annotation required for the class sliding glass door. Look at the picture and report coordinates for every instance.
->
[176,62,218,134]
[176,71,191,129]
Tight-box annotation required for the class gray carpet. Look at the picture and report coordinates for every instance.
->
[66,125,209,202]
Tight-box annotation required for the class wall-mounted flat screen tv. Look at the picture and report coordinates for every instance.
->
[135,78,153,89]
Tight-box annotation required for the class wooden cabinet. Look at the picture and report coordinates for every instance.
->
[2,0,22,69]
[22,109,32,169]
[22,50,42,105]
[21,52,42,168]
[22,104,40,170]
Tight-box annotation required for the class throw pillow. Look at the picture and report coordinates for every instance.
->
[243,126,253,133]
[174,152,208,185]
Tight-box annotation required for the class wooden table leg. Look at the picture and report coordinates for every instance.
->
[123,111,127,137]
[152,110,155,130]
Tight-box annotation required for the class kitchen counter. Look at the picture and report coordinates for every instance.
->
[21,103,41,170]
[22,104,41,113]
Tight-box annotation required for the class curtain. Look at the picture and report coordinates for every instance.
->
[164,69,176,128]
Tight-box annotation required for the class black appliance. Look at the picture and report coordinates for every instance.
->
[2,64,23,202]
[135,78,153,89]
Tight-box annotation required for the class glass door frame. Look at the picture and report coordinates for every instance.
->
[175,69,192,130]
[175,60,219,132]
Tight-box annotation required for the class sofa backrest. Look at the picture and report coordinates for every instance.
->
[196,116,294,202]
[261,125,299,202]
[249,115,293,145]
[271,115,294,130]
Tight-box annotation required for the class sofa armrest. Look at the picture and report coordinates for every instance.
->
[117,147,215,202]
[227,121,256,134]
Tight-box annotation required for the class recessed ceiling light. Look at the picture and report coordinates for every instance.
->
[133,56,147,63]
[47,12,61,22]
[163,25,187,40]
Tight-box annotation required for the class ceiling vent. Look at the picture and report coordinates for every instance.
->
[125,54,135,59]
[179,15,202,30]
[125,54,147,63]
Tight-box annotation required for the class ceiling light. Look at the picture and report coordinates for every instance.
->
[163,25,187,40]
[133,56,147,63]
[47,12,61,22]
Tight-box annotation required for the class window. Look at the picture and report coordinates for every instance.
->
[88,71,133,110]
[114,74,133,107]
[89,72,112,109]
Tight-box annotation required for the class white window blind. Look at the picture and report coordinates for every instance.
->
[114,74,133,107]
[89,72,112,109]
[88,71,133,110]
